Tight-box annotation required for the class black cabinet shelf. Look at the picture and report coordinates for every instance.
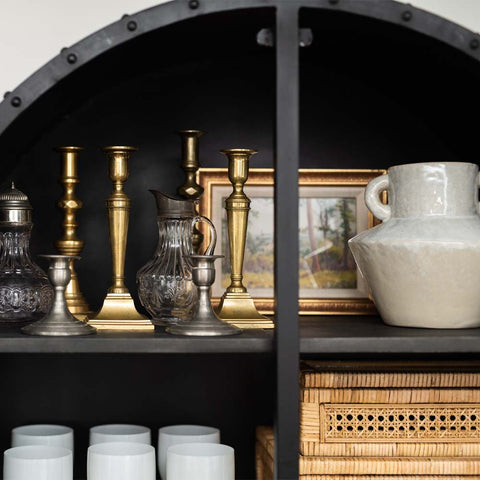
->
[2,317,480,356]
[0,328,273,354]
[301,316,480,355]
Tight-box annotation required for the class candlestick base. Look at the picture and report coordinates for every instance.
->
[88,293,153,330]
[23,316,96,336]
[216,292,274,329]
[65,292,92,319]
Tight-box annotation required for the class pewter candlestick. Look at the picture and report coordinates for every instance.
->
[166,255,240,336]
[22,255,96,336]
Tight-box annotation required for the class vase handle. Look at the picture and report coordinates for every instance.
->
[477,172,480,215]
[365,174,391,222]
[193,216,217,255]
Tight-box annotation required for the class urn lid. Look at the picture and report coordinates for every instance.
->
[0,182,33,224]
[150,190,196,217]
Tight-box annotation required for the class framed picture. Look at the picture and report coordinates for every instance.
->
[197,168,386,315]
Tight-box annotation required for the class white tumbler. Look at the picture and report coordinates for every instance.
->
[166,443,234,480]
[158,425,220,480]
[89,424,151,445]
[87,442,155,480]
[12,425,74,452]
[4,445,72,480]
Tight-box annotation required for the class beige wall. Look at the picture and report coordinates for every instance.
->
[0,0,478,96]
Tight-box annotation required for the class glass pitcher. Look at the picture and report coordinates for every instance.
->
[136,191,216,325]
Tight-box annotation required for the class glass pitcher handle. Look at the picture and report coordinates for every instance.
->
[192,216,217,255]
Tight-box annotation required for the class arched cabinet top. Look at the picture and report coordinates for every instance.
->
[0,0,479,139]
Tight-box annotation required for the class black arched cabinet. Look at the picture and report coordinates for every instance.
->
[1,1,480,479]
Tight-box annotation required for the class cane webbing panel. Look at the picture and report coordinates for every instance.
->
[321,404,480,442]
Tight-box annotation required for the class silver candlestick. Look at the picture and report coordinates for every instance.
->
[166,255,241,336]
[22,255,96,336]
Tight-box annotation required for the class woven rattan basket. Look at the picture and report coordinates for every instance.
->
[300,362,480,457]
[256,426,480,479]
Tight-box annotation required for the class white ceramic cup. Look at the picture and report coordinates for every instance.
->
[89,424,151,445]
[87,442,155,480]
[157,425,220,480]
[12,424,74,452]
[167,443,234,480]
[4,445,72,480]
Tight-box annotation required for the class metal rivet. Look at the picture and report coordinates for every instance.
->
[121,14,129,20]
[189,0,199,9]
[470,38,479,50]
[3,91,11,99]
[11,96,21,107]
[67,53,77,64]
[127,20,137,31]
[402,11,412,21]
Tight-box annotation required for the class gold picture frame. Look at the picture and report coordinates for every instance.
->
[197,168,386,316]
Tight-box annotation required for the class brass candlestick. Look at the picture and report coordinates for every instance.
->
[216,148,274,329]
[88,146,152,330]
[177,129,205,253]
[55,146,91,319]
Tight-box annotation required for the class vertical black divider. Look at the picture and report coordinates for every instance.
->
[274,5,300,480]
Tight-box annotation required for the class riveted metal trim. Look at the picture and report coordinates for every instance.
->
[1,0,480,136]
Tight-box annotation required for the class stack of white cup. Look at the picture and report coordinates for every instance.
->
[158,425,234,480]
[4,424,74,480]
[3,423,235,480]
[87,424,154,480]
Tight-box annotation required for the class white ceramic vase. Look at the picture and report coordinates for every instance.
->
[349,162,480,329]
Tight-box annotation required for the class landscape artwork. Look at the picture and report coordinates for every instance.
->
[214,187,367,298]
[199,168,384,314]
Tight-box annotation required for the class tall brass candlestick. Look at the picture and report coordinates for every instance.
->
[55,146,91,318]
[216,149,274,329]
[177,130,205,253]
[88,146,152,330]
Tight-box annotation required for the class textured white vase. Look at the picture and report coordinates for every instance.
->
[349,162,480,329]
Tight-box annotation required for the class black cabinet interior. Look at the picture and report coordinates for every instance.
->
[299,7,480,170]
[0,353,273,479]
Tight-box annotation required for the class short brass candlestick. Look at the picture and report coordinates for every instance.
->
[55,146,91,319]
[88,146,152,330]
[216,148,274,329]
[177,130,205,253]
